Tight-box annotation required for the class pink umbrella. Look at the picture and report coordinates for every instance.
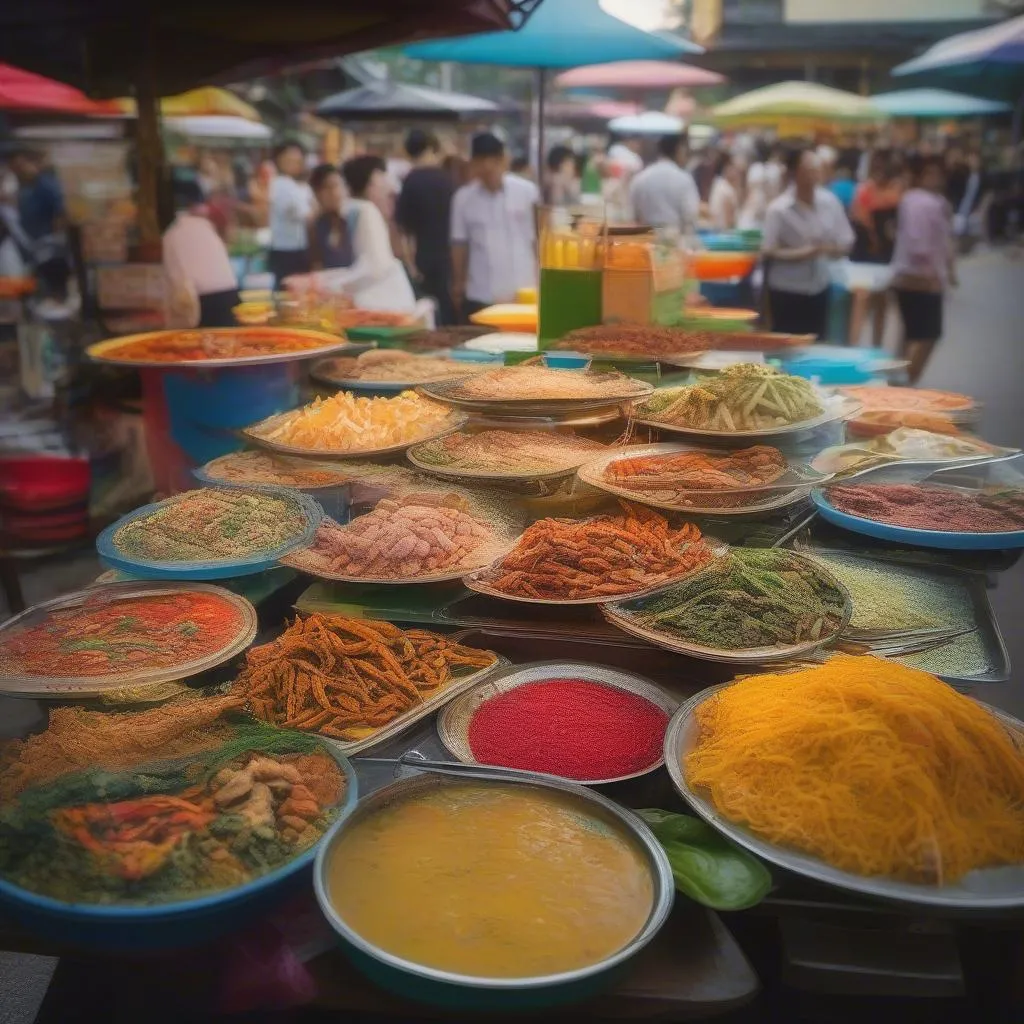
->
[555,60,724,90]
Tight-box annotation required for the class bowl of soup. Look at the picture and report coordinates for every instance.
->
[314,772,673,1009]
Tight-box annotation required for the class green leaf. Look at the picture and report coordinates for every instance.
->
[637,808,772,911]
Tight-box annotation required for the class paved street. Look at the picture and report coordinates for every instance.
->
[887,247,1024,718]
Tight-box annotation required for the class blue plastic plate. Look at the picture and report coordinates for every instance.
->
[811,489,1024,551]
[97,486,323,580]
[0,747,357,950]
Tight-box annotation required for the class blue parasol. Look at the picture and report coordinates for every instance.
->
[871,88,1011,118]
[405,0,701,172]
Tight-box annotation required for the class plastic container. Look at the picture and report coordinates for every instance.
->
[0,749,356,951]
[541,351,592,370]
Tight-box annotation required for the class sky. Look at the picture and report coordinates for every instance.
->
[601,0,671,32]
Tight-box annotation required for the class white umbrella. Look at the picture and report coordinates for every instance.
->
[608,111,685,135]
[163,115,272,140]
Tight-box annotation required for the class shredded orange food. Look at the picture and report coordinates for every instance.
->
[685,656,1024,884]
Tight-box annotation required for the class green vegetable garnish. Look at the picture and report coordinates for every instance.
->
[637,808,772,911]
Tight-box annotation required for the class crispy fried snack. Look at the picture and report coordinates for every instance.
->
[234,614,496,741]
[479,501,714,600]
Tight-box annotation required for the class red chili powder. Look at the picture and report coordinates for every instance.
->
[467,678,669,780]
[827,483,1024,533]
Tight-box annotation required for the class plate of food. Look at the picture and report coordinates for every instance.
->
[87,327,351,369]
[666,659,1024,908]
[311,350,488,392]
[232,613,502,755]
[578,443,830,515]
[408,429,609,483]
[0,582,257,697]
[812,480,1024,550]
[552,324,712,363]
[464,502,719,605]
[837,385,977,421]
[437,661,678,785]
[96,487,322,580]
[0,702,355,946]
[636,364,858,439]
[602,548,850,664]
[419,366,653,416]
[242,391,466,460]
[281,495,519,584]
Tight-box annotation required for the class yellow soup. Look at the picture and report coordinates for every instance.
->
[326,782,654,978]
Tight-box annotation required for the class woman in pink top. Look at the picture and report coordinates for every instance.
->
[891,154,958,384]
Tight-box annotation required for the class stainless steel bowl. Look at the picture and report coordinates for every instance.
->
[313,770,674,1009]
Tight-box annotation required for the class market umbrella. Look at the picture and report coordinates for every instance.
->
[404,0,702,173]
[316,81,498,121]
[892,15,1024,99]
[711,82,884,128]
[163,115,273,140]
[0,62,118,115]
[555,60,723,90]
[608,111,686,135]
[114,87,262,121]
[871,88,1011,118]
[892,15,1024,139]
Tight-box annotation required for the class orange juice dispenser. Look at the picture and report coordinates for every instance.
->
[537,208,604,347]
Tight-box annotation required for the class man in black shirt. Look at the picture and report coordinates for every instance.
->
[396,130,455,325]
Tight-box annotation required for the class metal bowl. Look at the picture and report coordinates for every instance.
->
[314,770,674,1009]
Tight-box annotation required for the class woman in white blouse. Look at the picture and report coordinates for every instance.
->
[300,155,415,313]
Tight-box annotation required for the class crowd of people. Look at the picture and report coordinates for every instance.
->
[3,124,1019,388]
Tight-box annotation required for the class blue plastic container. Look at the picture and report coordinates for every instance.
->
[0,750,357,951]
[541,351,593,370]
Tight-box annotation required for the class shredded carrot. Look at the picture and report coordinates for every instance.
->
[685,656,1024,884]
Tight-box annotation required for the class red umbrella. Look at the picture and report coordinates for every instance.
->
[0,63,119,114]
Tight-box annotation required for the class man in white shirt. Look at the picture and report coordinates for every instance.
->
[629,134,701,236]
[450,132,539,319]
[268,141,315,286]
[761,147,854,339]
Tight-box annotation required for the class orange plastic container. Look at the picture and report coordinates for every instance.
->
[688,252,757,281]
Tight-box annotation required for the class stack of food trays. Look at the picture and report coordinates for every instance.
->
[311,350,496,395]
[840,385,979,438]
[418,365,653,418]
[578,443,831,517]
[408,429,610,484]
